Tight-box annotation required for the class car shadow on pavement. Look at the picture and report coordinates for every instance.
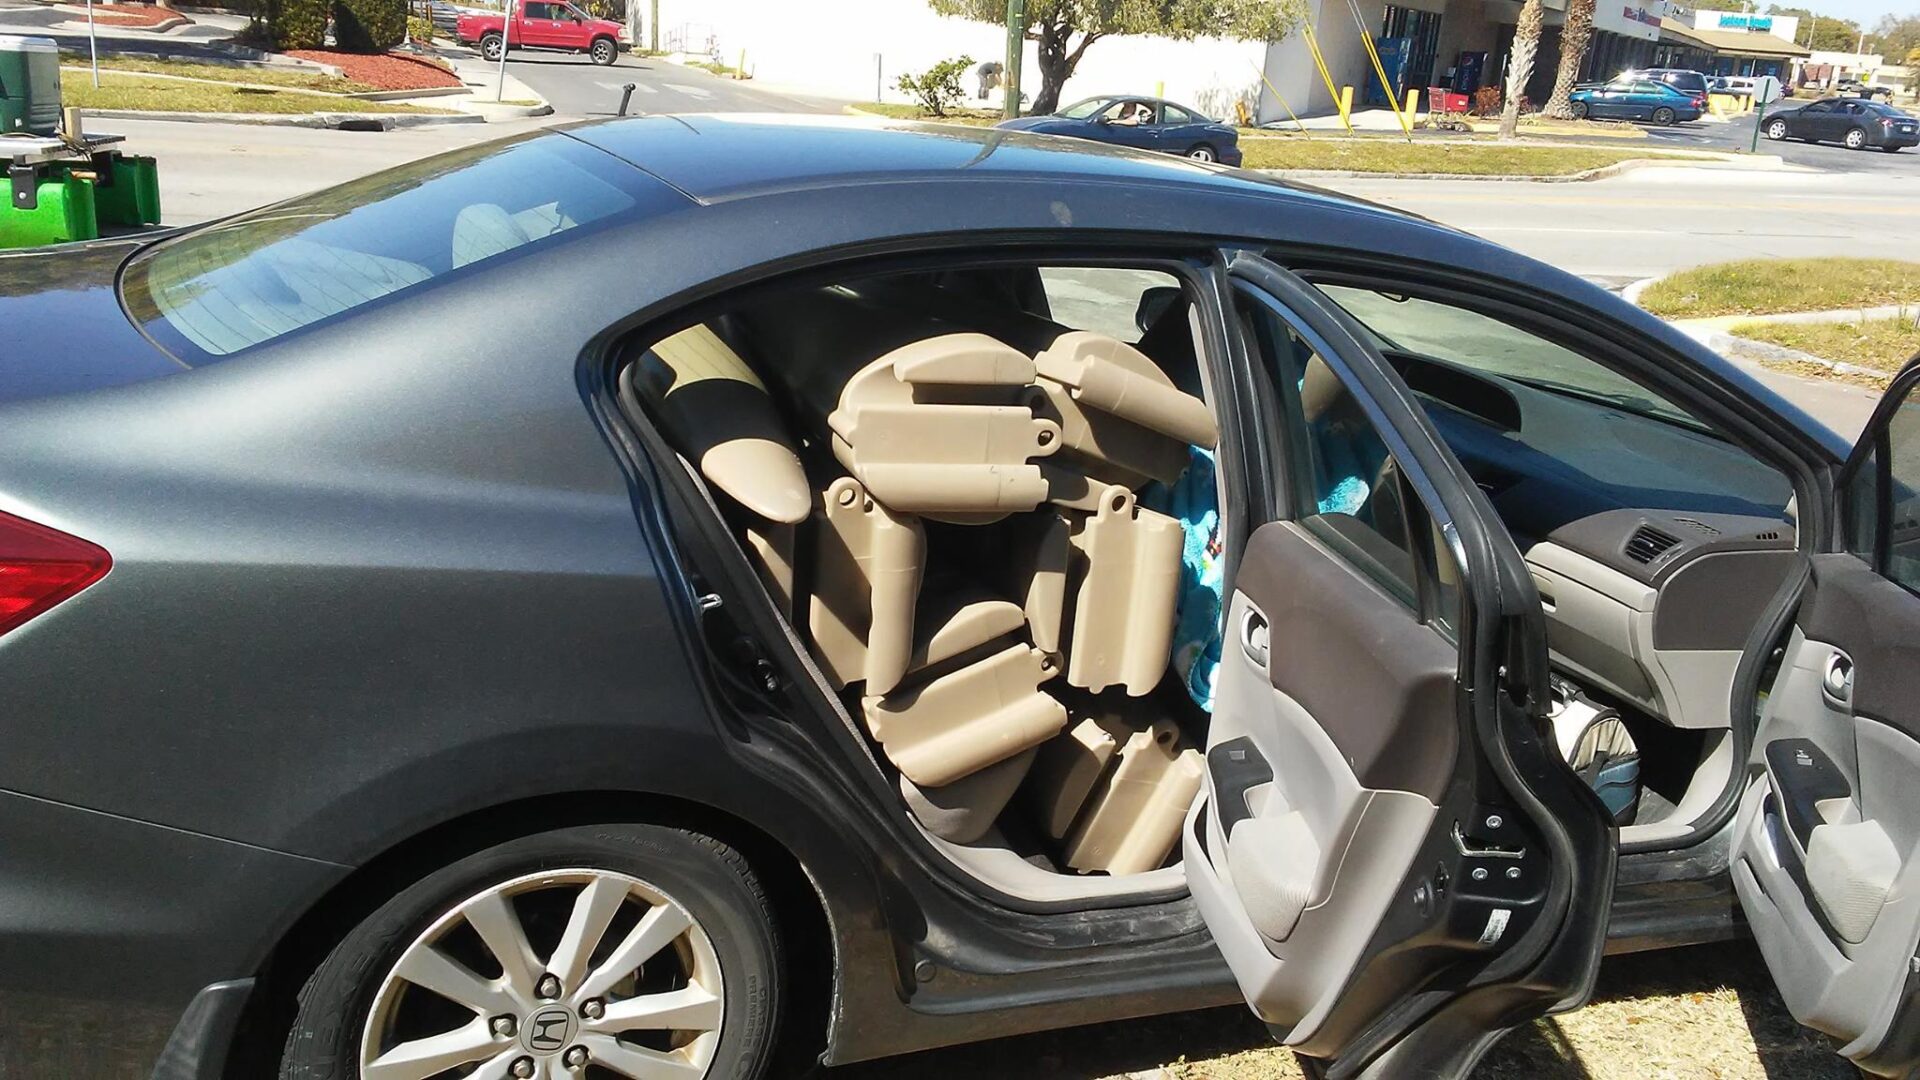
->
[814,941,1855,1079]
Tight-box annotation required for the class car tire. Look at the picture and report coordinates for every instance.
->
[590,37,616,65]
[1571,101,1588,119]
[1844,127,1867,150]
[1652,106,1676,126]
[479,31,503,61]
[279,824,782,1080]
[1186,144,1217,163]
[1765,118,1788,140]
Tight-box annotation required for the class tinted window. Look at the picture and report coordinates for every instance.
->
[523,2,553,16]
[1165,105,1202,124]
[1852,386,1920,594]
[1316,285,1704,431]
[1804,100,1833,112]
[1058,97,1111,119]
[123,133,666,363]
[1038,266,1180,344]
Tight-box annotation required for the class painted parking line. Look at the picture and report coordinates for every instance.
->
[599,80,655,93]
[661,83,712,100]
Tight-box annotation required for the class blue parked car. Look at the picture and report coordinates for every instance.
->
[996,95,1244,164]
[1569,78,1705,124]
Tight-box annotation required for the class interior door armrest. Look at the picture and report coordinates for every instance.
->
[1764,738,1853,856]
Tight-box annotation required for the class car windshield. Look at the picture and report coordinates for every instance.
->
[1317,285,1712,433]
[1057,97,1112,119]
[122,133,664,363]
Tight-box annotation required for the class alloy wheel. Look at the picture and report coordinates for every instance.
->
[482,35,503,61]
[1187,145,1216,163]
[592,40,615,65]
[1571,102,1587,119]
[1766,119,1787,140]
[1845,127,1865,149]
[360,868,724,1080]
[1653,106,1674,125]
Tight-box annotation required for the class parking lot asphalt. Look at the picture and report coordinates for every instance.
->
[1643,100,1920,178]
[483,46,844,119]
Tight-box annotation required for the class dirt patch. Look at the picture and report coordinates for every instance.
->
[280,49,463,91]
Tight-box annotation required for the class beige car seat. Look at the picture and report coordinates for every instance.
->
[901,747,1036,844]
[828,334,1062,523]
[632,325,812,525]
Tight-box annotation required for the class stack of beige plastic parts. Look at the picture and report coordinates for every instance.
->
[635,322,1217,876]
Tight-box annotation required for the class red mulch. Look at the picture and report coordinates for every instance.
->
[281,49,465,91]
[85,4,189,26]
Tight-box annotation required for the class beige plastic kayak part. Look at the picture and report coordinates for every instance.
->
[1002,512,1070,658]
[1064,486,1184,696]
[1031,332,1209,489]
[1064,720,1205,875]
[744,522,796,622]
[864,642,1067,787]
[810,477,925,694]
[1024,714,1122,840]
[900,747,1036,844]
[907,589,1027,675]
[828,333,1062,521]
[637,326,811,525]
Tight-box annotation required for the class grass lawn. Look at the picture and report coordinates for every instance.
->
[1734,317,1920,385]
[1237,138,1666,175]
[849,102,1002,126]
[63,71,450,114]
[1639,258,1920,319]
[825,940,1851,1080]
[63,54,375,93]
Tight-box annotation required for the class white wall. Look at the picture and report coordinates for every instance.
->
[649,0,1268,119]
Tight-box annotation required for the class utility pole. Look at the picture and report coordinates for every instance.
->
[650,0,659,52]
[1002,0,1026,119]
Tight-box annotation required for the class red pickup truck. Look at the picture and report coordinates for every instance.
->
[456,0,626,66]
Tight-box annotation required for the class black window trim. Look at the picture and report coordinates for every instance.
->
[1837,359,1920,596]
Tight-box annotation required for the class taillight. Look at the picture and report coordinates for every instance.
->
[0,510,111,638]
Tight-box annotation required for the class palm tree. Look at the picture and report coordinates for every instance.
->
[1545,0,1597,119]
[1499,0,1544,139]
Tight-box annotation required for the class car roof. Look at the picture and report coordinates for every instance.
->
[566,113,1277,206]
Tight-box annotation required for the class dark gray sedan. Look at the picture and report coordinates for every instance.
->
[1765,96,1919,151]
[996,94,1243,164]
[2,115,1919,1080]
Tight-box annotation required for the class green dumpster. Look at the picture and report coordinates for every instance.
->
[0,35,62,136]
[93,155,162,227]
[0,170,97,247]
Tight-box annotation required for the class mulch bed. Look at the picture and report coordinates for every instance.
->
[281,49,464,91]
[83,3,191,27]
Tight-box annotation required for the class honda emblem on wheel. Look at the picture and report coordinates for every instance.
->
[527,1008,573,1052]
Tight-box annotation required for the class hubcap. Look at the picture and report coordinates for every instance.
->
[361,869,724,1079]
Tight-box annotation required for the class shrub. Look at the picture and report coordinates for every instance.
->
[406,13,433,41]
[332,0,406,51]
[271,0,329,49]
[896,54,973,117]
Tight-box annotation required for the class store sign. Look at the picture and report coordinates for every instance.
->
[1594,0,1664,41]
[1716,12,1773,30]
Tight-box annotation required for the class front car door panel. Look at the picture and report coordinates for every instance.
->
[1733,364,1920,1077]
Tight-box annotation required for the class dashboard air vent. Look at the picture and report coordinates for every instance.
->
[1754,530,1781,542]
[1625,524,1682,564]
[1672,516,1720,535]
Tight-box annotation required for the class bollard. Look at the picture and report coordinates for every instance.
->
[618,82,636,115]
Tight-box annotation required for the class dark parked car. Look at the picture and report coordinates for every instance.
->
[996,94,1243,164]
[4,116,1920,1080]
[1623,67,1713,99]
[1767,97,1918,151]
[1569,77,1705,123]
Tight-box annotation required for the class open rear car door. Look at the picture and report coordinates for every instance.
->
[1184,253,1617,1078]
[1730,356,1920,1079]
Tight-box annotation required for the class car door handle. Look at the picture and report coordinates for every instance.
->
[1241,609,1270,669]
[1821,652,1853,708]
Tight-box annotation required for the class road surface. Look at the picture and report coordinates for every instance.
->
[488,47,842,119]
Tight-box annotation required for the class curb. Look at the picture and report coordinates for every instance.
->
[1708,331,1894,385]
[1621,276,1658,307]
[1257,157,1721,183]
[79,107,484,128]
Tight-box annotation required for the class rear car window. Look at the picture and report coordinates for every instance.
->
[121,132,669,363]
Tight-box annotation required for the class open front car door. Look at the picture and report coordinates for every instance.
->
[1184,252,1617,1079]
[1731,356,1920,1078]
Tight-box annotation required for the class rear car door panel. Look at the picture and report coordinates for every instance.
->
[1732,363,1920,1077]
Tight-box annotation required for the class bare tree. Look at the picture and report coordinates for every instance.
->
[1498,0,1543,140]
[1543,0,1595,119]
[927,0,1304,116]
